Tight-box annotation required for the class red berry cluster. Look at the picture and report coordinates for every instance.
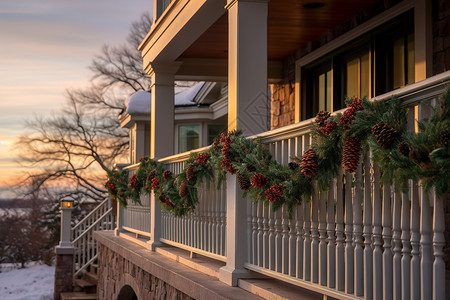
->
[151,178,160,189]
[129,174,138,188]
[105,181,117,195]
[265,184,285,202]
[163,170,172,179]
[195,153,211,165]
[319,120,337,135]
[251,173,268,188]
[147,170,156,182]
[339,98,363,128]
[220,132,236,174]
[165,199,175,209]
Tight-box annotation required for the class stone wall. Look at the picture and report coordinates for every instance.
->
[433,0,450,74]
[270,83,295,129]
[97,243,194,300]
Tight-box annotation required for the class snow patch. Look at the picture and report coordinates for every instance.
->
[0,263,54,300]
[124,82,204,115]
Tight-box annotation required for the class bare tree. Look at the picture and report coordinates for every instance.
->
[15,12,152,202]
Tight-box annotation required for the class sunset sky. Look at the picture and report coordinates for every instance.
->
[0,0,150,189]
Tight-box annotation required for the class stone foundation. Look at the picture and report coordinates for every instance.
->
[97,243,194,300]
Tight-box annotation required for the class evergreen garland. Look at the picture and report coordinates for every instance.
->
[106,87,450,216]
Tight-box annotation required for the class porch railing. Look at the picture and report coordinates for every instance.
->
[159,151,227,261]
[242,71,450,299]
[71,198,115,277]
[120,164,152,239]
[115,71,449,299]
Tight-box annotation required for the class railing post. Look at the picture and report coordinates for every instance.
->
[219,173,252,286]
[54,197,75,300]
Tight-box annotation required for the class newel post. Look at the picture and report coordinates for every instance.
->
[54,196,75,300]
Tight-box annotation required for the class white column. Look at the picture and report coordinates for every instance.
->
[147,65,176,251]
[134,122,146,164]
[220,0,269,286]
[432,192,446,300]
[226,0,269,136]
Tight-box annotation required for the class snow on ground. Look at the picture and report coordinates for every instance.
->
[0,263,54,300]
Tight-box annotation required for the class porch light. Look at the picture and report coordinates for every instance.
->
[61,196,75,208]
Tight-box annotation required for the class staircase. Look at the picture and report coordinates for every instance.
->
[61,264,99,300]
[60,198,115,300]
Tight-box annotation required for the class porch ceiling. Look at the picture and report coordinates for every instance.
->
[179,0,382,61]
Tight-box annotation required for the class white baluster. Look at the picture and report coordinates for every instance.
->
[410,182,420,300]
[289,204,297,277]
[275,208,283,273]
[382,183,393,300]
[401,190,411,300]
[220,184,227,256]
[281,205,289,275]
[327,180,336,289]
[252,202,258,265]
[345,173,354,294]
[354,165,364,297]
[372,164,383,300]
[311,184,319,284]
[296,203,304,279]
[215,190,221,255]
[432,191,445,300]
[319,190,327,286]
[420,185,432,300]
[303,200,312,281]
[247,201,252,264]
[363,156,373,299]
[263,203,269,269]
[393,190,402,300]
[336,169,345,292]
[269,204,275,271]
[257,201,264,267]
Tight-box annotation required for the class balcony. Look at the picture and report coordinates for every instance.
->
[108,71,450,299]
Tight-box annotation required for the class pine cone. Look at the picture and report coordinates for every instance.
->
[372,122,397,148]
[246,163,256,172]
[439,130,450,147]
[300,149,319,178]
[179,181,187,198]
[288,161,299,170]
[342,136,361,173]
[371,122,385,136]
[237,173,250,191]
[398,141,410,157]
[186,165,195,182]
[315,111,331,126]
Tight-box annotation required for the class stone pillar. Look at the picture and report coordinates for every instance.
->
[219,0,269,287]
[148,64,177,250]
[54,247,74,300]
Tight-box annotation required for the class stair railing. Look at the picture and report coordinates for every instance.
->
[71,198,115,277]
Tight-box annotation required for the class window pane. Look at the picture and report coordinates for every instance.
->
[360,53,370,98]
[346,57,358,98]
[179,125,199,153]
[393,36,405,89]
[318,73,326,111]
[208,125,226,144]
[407,33,415,85]
[326,71,332,111]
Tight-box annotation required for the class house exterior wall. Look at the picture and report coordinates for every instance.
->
[433,0,450,74]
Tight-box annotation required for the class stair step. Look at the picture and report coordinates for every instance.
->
[89,264,98,274]
[60,292,98,300]
[81,270,98,283]
[75,279,96,289]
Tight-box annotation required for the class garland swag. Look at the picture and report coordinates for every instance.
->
[106,87,450,216]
